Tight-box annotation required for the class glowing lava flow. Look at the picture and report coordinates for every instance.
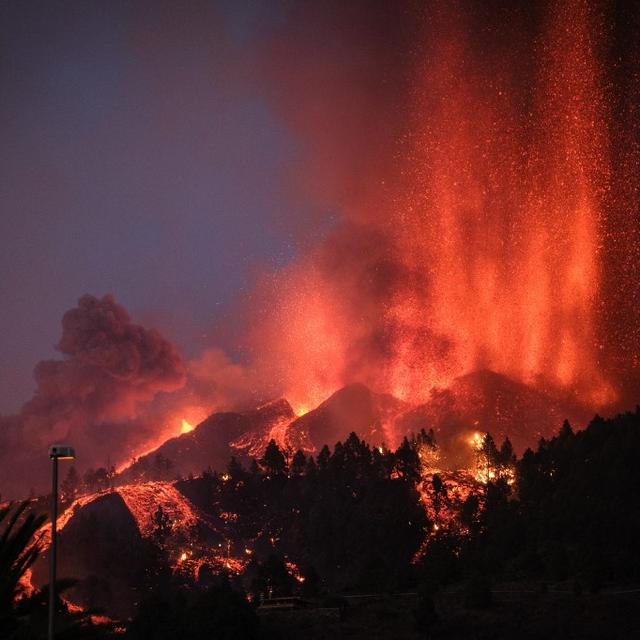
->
[36,481,251,584]
[116,482,200,537]
[37,482,200,551]
[38,492,105,549]
[180,418,195,434]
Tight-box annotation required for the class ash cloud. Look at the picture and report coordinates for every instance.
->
[0,294,185,498]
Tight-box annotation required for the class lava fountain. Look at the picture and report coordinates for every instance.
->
[250,0,637,412]
[394,0,614,404]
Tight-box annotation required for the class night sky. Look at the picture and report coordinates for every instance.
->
[3,0,639,419]
[0,1,315,412]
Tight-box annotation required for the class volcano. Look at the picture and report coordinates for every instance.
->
[394,369,591,456]
[119,372,585,483]
[120,398,296,482]
[27,373,601,620]
[288,383,409,450]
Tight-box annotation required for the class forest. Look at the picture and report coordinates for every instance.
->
[2,409,640,638]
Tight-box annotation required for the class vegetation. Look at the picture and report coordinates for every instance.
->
[127,577,261,640]
[0,501,46,616]
[0,501,113,639]
[179,431,429,593]
[175,408,640,637]
[4,408,640,638]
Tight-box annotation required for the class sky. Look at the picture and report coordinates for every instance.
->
[2,0,638,421]
[0,1,312,413]
[1,0,639,497]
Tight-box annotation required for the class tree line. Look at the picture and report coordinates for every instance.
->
[3,408,640,638]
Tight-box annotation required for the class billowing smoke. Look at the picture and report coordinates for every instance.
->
[0,294,185,498]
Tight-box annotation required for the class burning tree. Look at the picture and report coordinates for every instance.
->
[470,433,516,484]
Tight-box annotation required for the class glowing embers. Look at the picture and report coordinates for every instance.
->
[468,432,484,451]
[284,560,305,584]
[468,431,515,485]
[173,543,250,578]
[385,0,618,409]
[118,482,200,538]
[412,469,480,564]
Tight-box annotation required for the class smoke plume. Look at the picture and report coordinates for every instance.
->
[0,294,185,497]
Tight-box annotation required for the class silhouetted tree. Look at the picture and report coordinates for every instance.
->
[151,504,172,546]
[260,440,286,477]
[316,445,331,472]
[227,456,245,480]
[83,468,97,493]
[304,456,317,479]
[431,473,445,522]
[394,437,421,481]
[94,467,110,491]
[1,502,112,638]
[0,502,46,612]
[61,466,80,501]
[291,449,306,476]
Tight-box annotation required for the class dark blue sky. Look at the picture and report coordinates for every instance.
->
[0,1,319,412]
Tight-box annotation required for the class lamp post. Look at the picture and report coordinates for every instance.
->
[48,444,75,640]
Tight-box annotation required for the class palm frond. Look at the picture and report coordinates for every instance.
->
[0,501,47,612]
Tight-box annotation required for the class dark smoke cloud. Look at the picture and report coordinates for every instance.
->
[0,294,185,498]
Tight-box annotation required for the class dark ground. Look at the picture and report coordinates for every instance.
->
[260,584,640,640]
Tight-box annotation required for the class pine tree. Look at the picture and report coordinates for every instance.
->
[317,445,331,472]
[291,450,307,476]
[432,473,445,522]
[61,466,80,501]
[394,437,421,481]
[260,440,286,477]
[228,456,245,480]
[304,456,318,480]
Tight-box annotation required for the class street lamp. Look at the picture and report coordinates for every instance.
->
[48,444,75,640]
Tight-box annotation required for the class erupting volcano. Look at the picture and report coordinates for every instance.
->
[1,0,639,494]
[3,2,640,638]
[249,0,638,419]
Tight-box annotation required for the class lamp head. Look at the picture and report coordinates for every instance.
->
[49,444,75,460]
